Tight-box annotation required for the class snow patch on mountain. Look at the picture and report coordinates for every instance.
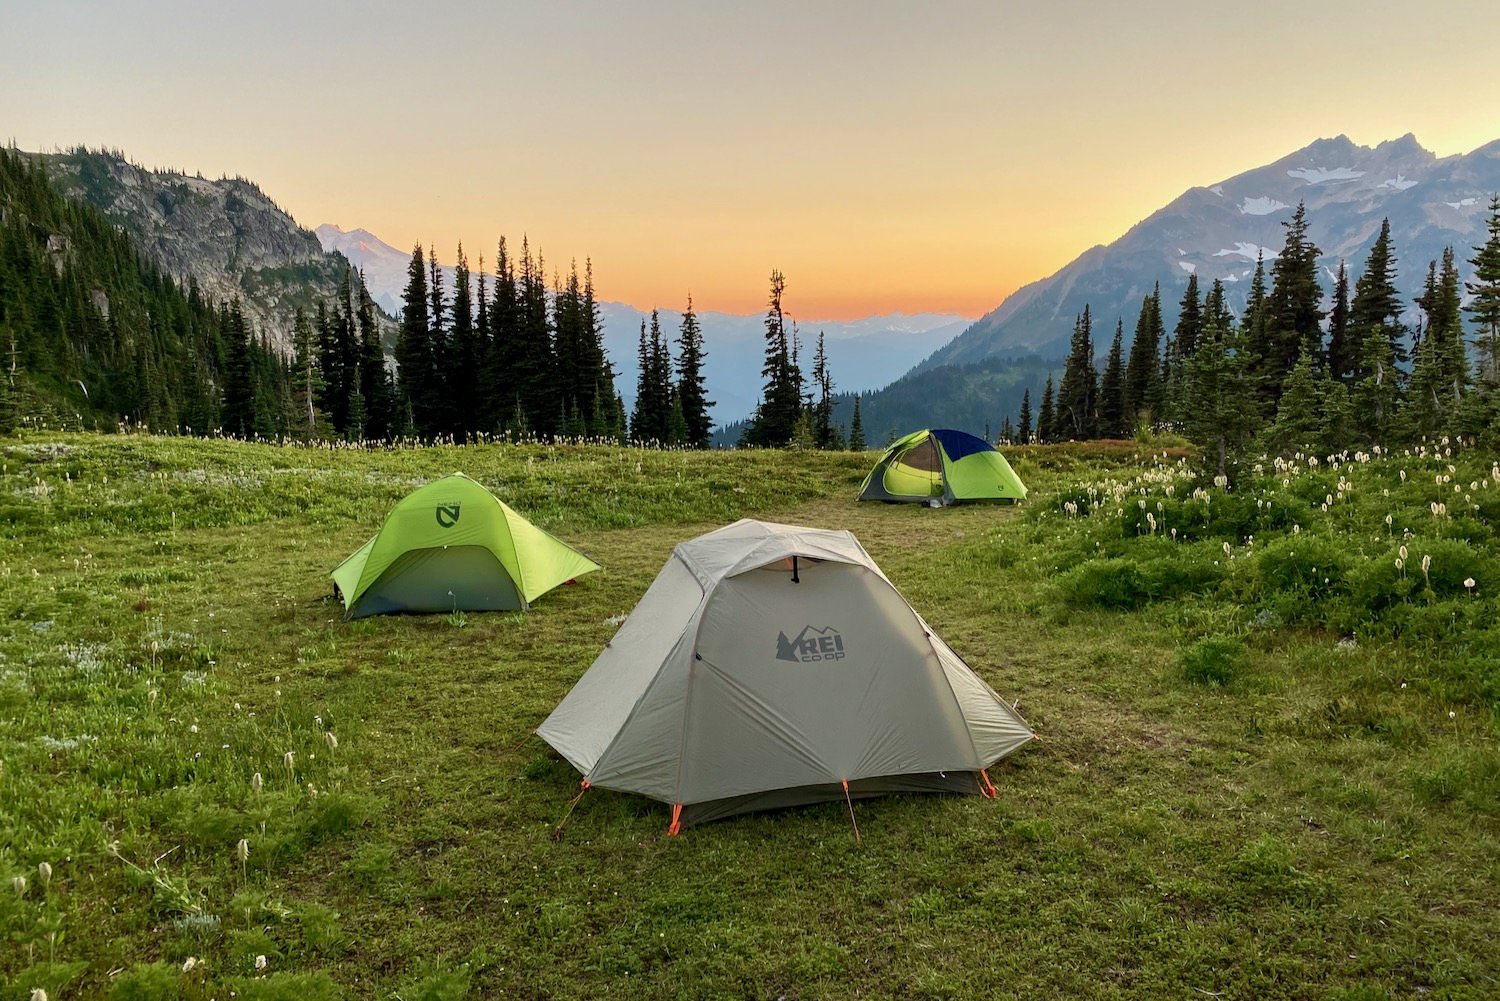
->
[1178,262,1196,273]
[1213,242,1278,261]
[1445,197,1479,210]
[1239,196,1289,216]
[1382,174,1418,191]
[1287,165,1365,184]
[1209,185,1225,196]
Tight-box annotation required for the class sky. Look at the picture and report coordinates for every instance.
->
[6,1,1500,320]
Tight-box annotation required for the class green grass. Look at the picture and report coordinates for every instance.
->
[1,432,1497,999]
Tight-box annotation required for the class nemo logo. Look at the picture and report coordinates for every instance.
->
[435,503,461,528]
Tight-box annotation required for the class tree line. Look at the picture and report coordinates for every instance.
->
[1021,199,1500,474]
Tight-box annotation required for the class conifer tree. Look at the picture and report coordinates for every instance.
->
[1242,251,1271,399]
[1173,272,1203,358]
[289,307,325,438]
[1262,201,1325,395]
[1264,348,1323,456]
[675,295,713,448]
[1325,260,1353,382]
[355,272,392,439]
[1038,375,1056,444]
[395,244,435,435]
[484,237,521,431]
[448,244,478,436]
[1124,286,1162,420]
[515,238,557,435]
[221,299,255,436]
[1056,307,1097,440]
[1182,313,1256,479]
[848,394,865,450]
[742,270,802,446]
[1017,387,1032,443]
[630,312,672,443]
[1349,218,1406,371]
[999,415,1013,444]
[1465,195,1500,386]
[811,330,836,449]
[1098,319,1126,437]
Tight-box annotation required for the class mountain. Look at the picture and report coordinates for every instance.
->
[924,133,1500,370]
[37,148,370,352]
[318,222,967,425]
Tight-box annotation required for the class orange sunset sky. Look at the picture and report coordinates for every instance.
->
[6,1,1500,319]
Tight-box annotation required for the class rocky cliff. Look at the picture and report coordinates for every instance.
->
[38,148,370,352]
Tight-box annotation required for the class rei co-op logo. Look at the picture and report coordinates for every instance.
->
[435,503,461,528]
[776,625,846,663]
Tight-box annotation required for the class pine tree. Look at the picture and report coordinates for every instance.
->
[395,245,435,435]
[515,237,557,435]
[448,244,478,437]
[1182,313,1256,479]
[848,394,866,450]
[1124,286,1162,421]
[1056,307,1097,440]
[1017,387,1032,443]
[1325,260,1353,383]
[742,270,802,446]
[999,416,1013,444]
[1264,348,1323,456]
[1173,272,1203,358]
[221,299,255,436]
[1098,319,1126,437]
[1262,201,1325,397]
[811,330,836,449]
[355,272,391,439]
[1465,195,1500,385]
[1038,375,1056,444]
[1349,218,1407,370]
[675,294,713,447]
[1242,251,1272,400]
[630,311,672,443]
[288,307,325,438]
[1435,247,1467,401]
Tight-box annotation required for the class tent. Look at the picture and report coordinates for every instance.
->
[331,473,600,619]
[858,428,1027,506]
[537,519,1033,832]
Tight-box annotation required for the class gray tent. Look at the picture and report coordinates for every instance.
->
[537,519,1034,832]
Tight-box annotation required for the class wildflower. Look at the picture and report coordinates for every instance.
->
[1449,711,1456,719]
[182,957,197,972]
[1421,554,1432,575]
[282,751,295,772]
[324,731,338,751]
[1293,525,1300,535]
[256,954,268,971]
[12,875,25,896]
[236,838,249,865]
[1222,541,1231,556]
[1399,545,1408,561]
[1384,514,1392,527]
[37,862,51,887]
[307,783,319,799]
[251,772,263,794]
[1464,577,1476,591]
[30,991,47,1001]
[1395,559,1405,571]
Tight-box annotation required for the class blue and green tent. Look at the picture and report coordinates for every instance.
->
[858,429,1026,506]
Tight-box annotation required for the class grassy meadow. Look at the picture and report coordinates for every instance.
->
[1,432,1497,999]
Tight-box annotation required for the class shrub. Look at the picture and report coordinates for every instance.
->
[1057,558,1149,609]
[1181,637,1248,688]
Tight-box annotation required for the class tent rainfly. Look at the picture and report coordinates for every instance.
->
[331,473,600,619]
[537,519,1034,833]
[858,428,1027,506]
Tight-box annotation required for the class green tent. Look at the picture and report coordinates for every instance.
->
[858,428,1027,506]
[331,473,600,618]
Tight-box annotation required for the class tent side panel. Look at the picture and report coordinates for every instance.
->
[680,562,976,805]
[930,639,1035,762]
[351,545,521,617]
[944,451,1028,501]
[499,503,602,603]
[536,557,703,781]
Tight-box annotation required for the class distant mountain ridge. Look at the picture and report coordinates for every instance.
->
[924,133,1500,371]
[36,149,373,352]
[318,223,967,425]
